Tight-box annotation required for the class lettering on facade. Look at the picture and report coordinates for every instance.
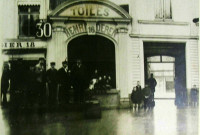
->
[59,4,121,18]
[1,42,44,49]
[64,23,117,39]
[71,6,109,17]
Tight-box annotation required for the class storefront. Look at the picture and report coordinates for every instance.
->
[0,0,199,105]
[46,0,132,97]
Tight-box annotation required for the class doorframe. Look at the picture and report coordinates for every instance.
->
[66,34,120,90]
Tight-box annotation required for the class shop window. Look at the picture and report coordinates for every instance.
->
[18,6,40,37]
[120,4,129,13]
[155,0,172,20]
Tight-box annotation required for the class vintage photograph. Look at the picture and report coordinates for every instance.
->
[0,0,199,135]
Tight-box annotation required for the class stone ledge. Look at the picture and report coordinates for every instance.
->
[138,20,189,26]
[129,34,199,40]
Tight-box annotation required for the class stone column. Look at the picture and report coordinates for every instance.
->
[117,32,129,98]
[47,27,68,69]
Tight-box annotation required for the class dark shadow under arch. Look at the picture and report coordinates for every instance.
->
[68,35,116,88]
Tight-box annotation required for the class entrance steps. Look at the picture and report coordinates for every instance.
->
[94,89,120,109]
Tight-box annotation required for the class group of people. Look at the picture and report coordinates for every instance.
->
[88,69,112,94]
[131,74,157,110]
[30,58,90,105]
[1,58,114,107]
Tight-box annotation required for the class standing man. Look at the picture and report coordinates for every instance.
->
[26,65,36,105]
[148,73,157,100]
[35,57,46,105]
[72,59,88,103]
[1,63,10,106]
[58,61,72,104]
[46,62,58,105]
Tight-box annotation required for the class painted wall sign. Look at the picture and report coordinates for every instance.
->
[64,23,117,39]
[2,42,47,49]
[59,4,122,18]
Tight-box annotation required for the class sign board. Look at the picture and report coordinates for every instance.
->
[2,42,47,49]
[59,4,122,18]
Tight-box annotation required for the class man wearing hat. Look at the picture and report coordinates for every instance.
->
[72,59,88,103]
[58,61,72,104]
[35,57,46,105]
[46,62,58,105]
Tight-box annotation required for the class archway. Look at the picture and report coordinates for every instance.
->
[68,35,116,88]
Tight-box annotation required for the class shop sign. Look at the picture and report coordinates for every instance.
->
[2,42,46,49]
[64,23,117,39]
[59,4,122,18]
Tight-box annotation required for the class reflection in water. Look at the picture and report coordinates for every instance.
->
[177,108,187,135]
[0,100,198,135]
[154,100,177,135]
[0,109,9,135]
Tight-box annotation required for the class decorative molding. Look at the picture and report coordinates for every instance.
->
[17,0,41,6]
[138,20,189,26]
[53,26,65,32]
[129,34,199,40]
[50,17,131,23]
[49,0,132,19]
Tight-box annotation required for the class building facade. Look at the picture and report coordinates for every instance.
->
[0,0,199,102]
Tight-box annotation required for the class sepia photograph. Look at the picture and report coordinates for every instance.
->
[0,0,199,135]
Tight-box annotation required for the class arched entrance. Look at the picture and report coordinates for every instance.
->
[47,0,132,98]
[68,35,116,88]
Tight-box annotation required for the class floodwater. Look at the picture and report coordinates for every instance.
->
[0,100,198,135]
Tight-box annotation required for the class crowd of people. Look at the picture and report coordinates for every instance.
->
[131,74,157,110]
[1,58,199,108]
[0,58,113,107]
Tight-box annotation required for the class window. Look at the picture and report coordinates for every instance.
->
[120,4,129,13]
[50,0,69,10]
[155,0,172,20]
[18,6,40,37]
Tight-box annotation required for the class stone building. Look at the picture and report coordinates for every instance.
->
[0,0,199,104]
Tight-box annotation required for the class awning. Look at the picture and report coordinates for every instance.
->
[2,53,45,61]
[17,0,40,6]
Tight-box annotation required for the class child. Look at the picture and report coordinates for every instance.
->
[142,84,152,110]
[131,87,138,110]
[136,81,143,109]
[105,76,112,90]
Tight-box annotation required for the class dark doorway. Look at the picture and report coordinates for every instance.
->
[68,35,116,88]
[144,42,186,102]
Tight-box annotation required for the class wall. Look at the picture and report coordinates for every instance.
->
[1,0,18,39]
[1,0,49,40]
[127,0,199,94]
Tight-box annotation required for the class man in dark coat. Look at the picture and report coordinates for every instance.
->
[58,61,72,104]
[35,57,46,105]
[72,59,88,103]
[136,81,143,109]
[26,65,36,105]
[190,84,198,107]
[46,62,58,105]
[142,84,152,110]
[148,73,157,100]
[1,63,10,106]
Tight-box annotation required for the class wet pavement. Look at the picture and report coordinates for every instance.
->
[0,100,198,135]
